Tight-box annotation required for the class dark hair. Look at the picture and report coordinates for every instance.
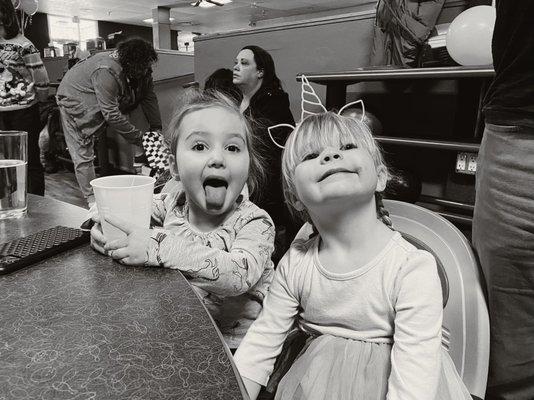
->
[0,0,20,39]
[241,45,282,91]
[204,68,242,104]
[117,37,158,82]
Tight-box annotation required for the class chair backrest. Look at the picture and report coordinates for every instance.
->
[384,199,489,399]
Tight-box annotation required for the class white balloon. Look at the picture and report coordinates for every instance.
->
[446,6,496,66]
[20,0,38,16]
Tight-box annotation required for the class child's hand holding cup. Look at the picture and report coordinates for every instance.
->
[90,175,155,264]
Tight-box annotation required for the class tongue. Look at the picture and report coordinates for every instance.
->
[205,185,227,209]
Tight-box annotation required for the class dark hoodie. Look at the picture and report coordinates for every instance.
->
[244,85,294,227]
[482,0,534,128]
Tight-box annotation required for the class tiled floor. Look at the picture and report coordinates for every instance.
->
[44,169,87,209]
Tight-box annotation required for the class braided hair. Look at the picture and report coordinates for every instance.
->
[375,191,393,229]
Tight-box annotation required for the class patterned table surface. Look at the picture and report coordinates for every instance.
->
[0,195,246,400]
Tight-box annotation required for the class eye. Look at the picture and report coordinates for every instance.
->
[192,142,206,151]
[226,144,241,153]
[302,152,319,161]
[341,143,358,150]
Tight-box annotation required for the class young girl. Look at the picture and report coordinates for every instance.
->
[90,91,276,349]
[234,112,472,399]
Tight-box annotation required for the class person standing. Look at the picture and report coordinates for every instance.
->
[473,1,534,399]
[0,0,49,195]
[57,37,161,207]
[233,45,295,253]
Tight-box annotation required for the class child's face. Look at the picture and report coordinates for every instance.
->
[173,107,250,217]
[293,141,386,212]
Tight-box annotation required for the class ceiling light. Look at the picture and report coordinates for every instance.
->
[193,0,232,8]
[197,2,215,8]
[143,17,176,24]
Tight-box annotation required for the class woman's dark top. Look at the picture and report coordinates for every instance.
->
[244,85,295,228]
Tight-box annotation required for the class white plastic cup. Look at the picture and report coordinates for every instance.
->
[90,175,155,242]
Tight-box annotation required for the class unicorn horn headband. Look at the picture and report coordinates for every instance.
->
[268,74,366,149]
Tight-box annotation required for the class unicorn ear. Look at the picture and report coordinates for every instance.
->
[268,123,295,149]
[338,99,366,123]
[300,74,327,121]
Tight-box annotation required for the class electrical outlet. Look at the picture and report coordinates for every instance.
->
[455,152,477,175]
[455,152,467,173]
[467,154,477,174]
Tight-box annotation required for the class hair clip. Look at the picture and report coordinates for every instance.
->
[267,75,367,150]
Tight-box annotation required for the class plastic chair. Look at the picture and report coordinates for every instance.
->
[384,199,489,400]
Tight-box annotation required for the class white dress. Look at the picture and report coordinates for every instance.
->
[234,232,472,400]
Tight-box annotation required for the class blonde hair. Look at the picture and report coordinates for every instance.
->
[167,89,266,197]
[281,112,391,226]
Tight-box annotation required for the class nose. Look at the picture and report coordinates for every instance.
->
[320,147,343,164]
[208,148,225,168]
[233,63,239,71]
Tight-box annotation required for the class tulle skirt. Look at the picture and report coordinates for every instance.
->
[270,333,472,400]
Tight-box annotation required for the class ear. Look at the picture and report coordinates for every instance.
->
[168,154,180,180]
[257,69,264,79]
[376,164,388,192]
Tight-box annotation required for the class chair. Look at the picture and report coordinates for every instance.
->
[384,199,489,400]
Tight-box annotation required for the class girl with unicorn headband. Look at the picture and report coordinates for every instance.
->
[234,77,471,400]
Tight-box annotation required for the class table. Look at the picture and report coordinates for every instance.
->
[0,195,247,399]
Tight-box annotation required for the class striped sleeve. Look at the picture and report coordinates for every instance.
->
[21,43,49,102]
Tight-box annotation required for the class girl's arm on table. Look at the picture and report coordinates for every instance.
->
[233,251,300,397]
[146,212,276,297]
[387,251,443,400]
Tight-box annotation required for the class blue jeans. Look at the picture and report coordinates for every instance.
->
[58,105,99,205]
[473,122,534,400]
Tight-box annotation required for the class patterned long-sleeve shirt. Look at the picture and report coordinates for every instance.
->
[147,183,276,348]
[0,34,49,111]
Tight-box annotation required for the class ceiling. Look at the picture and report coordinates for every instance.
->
[36,0,371,34]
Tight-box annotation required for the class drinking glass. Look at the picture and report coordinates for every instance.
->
[0,131,28,219]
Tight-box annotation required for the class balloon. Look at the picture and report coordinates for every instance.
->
[339,108,383,136]
[20,0,38,15]
[446,6,496,66]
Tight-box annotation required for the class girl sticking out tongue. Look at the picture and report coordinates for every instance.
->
[90,90,275,349]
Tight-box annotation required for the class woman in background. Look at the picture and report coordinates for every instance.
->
[233,45,295,254]
[0,0,49,195]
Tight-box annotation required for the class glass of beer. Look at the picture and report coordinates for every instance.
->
[0,131,28,219]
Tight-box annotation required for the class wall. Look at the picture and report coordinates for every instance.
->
[194,0,468,119]
[98,21,178,50]
[194,0,478,212]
